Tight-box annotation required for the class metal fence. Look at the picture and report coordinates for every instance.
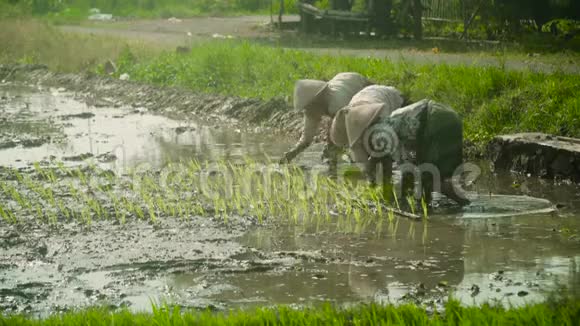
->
[421,0,463,21]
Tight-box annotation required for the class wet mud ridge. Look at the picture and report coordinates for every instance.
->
[0,64,325,144]
[488,133,580,182]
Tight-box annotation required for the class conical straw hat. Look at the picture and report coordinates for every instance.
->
[345,102,386,148]
[293,79,328,112]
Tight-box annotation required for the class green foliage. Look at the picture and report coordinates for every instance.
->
[116,40,580,143]
[1,299,579,325]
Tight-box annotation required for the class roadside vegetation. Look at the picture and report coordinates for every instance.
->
[0,0,298,21]
[2,298,579,325]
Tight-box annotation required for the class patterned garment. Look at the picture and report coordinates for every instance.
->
[366,99,430,163]
[365,99,463,179]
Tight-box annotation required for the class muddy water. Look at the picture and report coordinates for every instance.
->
[0,83,296,170]
[1,83,579,316]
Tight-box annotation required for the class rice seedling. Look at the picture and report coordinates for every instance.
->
[392,188,401,210]
[35,204,43,221]
[0,203,17,223]
[147,201,157,223]
[406,195,417,216]
[0,156,416,231]
[421,196,429,220]
[7,184,29,210]
[8,168,22,183]
[134,205,145,220]
[56,199,71,221]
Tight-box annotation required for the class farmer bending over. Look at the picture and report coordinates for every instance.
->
[280,72,372,174]
[329,84,405,162]
[331,99,470,207]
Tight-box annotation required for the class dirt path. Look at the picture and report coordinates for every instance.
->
[60,15,579,74]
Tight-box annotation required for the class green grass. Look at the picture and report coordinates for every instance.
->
[1,299,579,325]
[113,40,580,144]
[0,19,161,72]
[0,0,299,22]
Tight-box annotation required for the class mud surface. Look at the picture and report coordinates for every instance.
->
[1,74,580,317]
[0,64,310,148]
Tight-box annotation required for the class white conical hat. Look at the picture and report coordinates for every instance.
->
[293,79,328,112]
[345,102,386,148]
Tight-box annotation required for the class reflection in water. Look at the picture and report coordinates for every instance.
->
[0,85,296,170]
[163,218,467,306]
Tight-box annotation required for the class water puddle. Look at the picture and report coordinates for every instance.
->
[0,83,579,315]
[0,83,297,170]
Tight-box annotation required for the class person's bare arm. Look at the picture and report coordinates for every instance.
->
[280,112,322,163]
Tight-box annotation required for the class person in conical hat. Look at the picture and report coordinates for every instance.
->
[330,85,405,151]
[280,72,372,170]
[337,98,470,207]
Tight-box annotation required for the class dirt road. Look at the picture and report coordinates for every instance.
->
[61,15,579,74]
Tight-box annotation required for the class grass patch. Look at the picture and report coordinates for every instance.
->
[0,19,162,72]
[1,299,579,325]
[113,40,580,144]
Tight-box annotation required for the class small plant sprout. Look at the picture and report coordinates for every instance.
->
[0,204,17,223]
[148,201,157,223]
[421,195,429,220]
[406,195,416,215]
[35,204,43,221]
[49,210,58,224]
[392,188,400,210]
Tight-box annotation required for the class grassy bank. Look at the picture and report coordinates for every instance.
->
[2,20,579,146]
[2,299,579,325]
[114,41,580,144]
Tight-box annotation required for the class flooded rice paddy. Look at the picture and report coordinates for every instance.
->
[0,83,579,316]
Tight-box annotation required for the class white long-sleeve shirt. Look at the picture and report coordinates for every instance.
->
[297,72,370,147]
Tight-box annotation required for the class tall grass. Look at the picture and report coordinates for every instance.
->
[116,40,580,143]
[0,20,161,72]
[1,299,579,325]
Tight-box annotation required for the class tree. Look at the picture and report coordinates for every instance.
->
[411,0,423,40]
